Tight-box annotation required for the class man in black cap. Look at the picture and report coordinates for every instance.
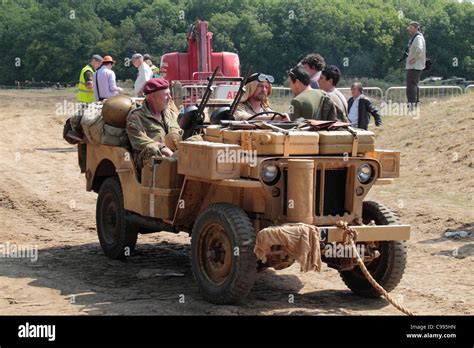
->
[234,73,290,121]
[398,21,426,107]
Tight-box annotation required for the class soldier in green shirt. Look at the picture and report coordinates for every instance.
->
[126,78,182,171]
[288,64,338,122]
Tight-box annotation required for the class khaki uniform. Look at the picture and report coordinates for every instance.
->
[234,101,272,121]
[126,101,182,170]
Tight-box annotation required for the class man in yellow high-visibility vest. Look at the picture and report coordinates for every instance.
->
[77,54,103,105]
[75,55,103,172]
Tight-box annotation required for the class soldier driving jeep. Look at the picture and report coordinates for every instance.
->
[126,78,182,171]
[234,72,290,122]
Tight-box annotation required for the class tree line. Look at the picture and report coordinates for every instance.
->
[0,0,472,86]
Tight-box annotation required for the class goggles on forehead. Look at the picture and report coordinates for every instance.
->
[256,73,275,83]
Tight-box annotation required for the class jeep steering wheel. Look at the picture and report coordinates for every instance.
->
[246,111,285,121]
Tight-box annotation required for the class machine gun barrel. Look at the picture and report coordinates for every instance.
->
[196,66,219,119]
[228,67,252,117]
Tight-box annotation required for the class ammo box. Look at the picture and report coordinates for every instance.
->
[141,157,182,219]
[205,128,320,156]
[318,130,375,155]
[177,141,241,180]
[204,125,223,143]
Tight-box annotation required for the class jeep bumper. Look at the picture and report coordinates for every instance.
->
[319,225,410,243]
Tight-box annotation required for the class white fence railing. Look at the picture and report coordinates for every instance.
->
[339,87,384,104]
[385,85,464,102]
[271,86,293,99]
[2,83,470,103]
[269,85,467,105]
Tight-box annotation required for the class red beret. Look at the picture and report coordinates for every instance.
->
[143,78,169,95]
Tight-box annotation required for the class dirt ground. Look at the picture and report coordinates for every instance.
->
[0,89,472,315]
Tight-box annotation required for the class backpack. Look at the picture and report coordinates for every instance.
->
[316,91,338,121]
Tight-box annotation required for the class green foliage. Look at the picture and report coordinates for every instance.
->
[0,0,472,85]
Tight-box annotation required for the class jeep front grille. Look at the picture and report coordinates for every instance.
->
[315,168,349,216]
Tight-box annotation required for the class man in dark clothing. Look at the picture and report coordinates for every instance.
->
[347,82,382,130]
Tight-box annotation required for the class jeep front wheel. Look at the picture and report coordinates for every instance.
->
[339,201,407,298]
[96,177,138,259]
[191,203,257,304]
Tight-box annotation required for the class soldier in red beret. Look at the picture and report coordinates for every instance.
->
[126,78,182,171]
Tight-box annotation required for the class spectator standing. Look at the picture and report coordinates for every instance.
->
[132,53,153,96]
[144,54,161,77]
[398,21,426,108]
[93,55,123,101]
[77,54,103,105]
[347,82,382,130]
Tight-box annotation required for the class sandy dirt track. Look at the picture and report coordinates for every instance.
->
[0,89,472,315]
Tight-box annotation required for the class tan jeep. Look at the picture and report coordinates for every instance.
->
[72,77,409,305]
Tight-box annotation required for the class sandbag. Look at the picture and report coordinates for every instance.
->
[80,104,103,144]
[79,103,128,146]
[102,123,128,146]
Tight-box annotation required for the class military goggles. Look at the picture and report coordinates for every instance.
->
[257,73,274,83]
[248,73,275,84]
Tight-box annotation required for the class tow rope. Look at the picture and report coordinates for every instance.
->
[336,221,414,316]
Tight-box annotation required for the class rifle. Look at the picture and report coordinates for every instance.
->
[210,67,253,124]
[178,66,219,140]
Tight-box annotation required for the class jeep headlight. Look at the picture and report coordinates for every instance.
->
[261,163,280,184]
[357,164,372,184]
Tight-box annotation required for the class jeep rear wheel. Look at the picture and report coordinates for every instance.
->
[191,203,257,304]
[339,201,407,298]
[96,177,138,259]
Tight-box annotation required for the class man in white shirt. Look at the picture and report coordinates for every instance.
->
[348,93,360,127]
[132,53,153,96]
[319,65,349,122]
[347,82,382,130]
[93,55,123,102]
[399,21,426,107]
